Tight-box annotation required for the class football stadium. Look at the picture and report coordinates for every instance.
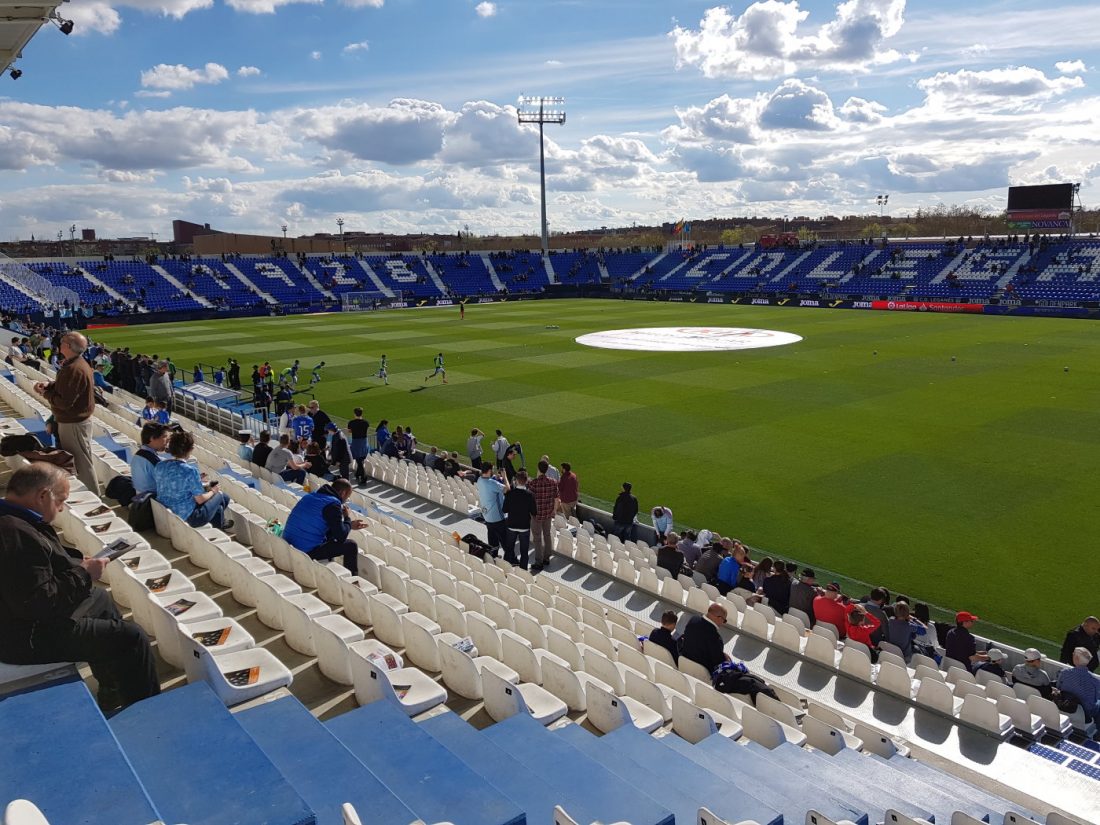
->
[2,1,1100,825]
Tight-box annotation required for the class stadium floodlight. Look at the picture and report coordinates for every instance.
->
[9,68,21,80]
[49,10,74,34]
[517,95,566,258]
[281,224,288,239]
[876,194,889,217]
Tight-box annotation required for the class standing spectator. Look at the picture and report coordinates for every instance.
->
[502,469,536,569]
[227,358,241,390]
[347,408,371,485]
[677,530,701,570]
[1055,648,1100,721]
[149,360,173,415]
[326,423,351,480]
[540,455,560,482]
[611,482,638,542]
[308,400,332,448]
[1060,617,1099,672]
[153,430,233,529]
[813,583,849,639]
[476,463,509,558]
[266,433,309,484]
[466,428,484,467]
[1012,648,1054,698]
[557,462,579,519]
[680,603,731,673]
[33,332,98,491]
[290,405,314,442]
[282,478,366,575]
[0,463,159,710]
[648,610,680,664]
[651,505,674,543]
[944,611,989,670]
[527,460,560,573]
[251,431,273,469]
[375,419,390,452]
[788,568,818,623]
[761,563,792,615]
[657,532,685,579]
[491,429,510,469]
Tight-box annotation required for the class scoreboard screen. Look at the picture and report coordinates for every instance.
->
[1007,183,1074,229]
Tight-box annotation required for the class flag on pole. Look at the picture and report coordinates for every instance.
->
[672,219,685,235]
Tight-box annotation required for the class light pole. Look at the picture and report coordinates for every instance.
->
[336,217,344,254]
[876,194,889,217]
[517,95,566,258]
[281,224,288,239]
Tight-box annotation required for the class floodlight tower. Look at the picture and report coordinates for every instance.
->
[517,95,566,257]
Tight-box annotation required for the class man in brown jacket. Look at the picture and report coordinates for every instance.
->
[33,331,98,491]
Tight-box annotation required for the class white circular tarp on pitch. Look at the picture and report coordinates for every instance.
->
[575,326,802,352]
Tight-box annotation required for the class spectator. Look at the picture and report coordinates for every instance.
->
[467,428,484,467]
[651,505,674,542]
[761,563,792,614]
[976,649,1010,684]
[491,429,510,469]
[611,482,638,542]
[149,360,173,414]
[944,611,989,670]
[304,442,326,478]
[130,422,169,496]
[266,433,309,484]
[153,430,233,530]
[844,603,881,649]
[557,462,579,519]
[656,532,685,579]
[1060,617,1099,672]
[679,603,731,673]
[33,331,98,491]
[290,405,313,441]
[375,419,390,452]
[716,541,747,596]
[251,431,273,469]
[424,446,439,469]
[648,610,680,664]
[0,463,159,710]
[884,601,929,662]
[788,568,818,623]
[695,540,727,585]
[1055,648,1100,721]
[282,478,366,575]
[500,446,518,484]
[347,408,370,484]
[326,423,351,480]
[527,460,560,573]
[502,469,536,569]
[677,530,701,570]
[236,431,253,464]
[476,462,509,559]
[1012,648,1054,699]
[751,557,772,591]
[860,587,890,648]
[442,451,461,477]
[308,400,332,448]
[540,454,560,482]
[813,583,849,639]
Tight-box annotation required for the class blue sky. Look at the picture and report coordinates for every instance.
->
[1,0,1097,240]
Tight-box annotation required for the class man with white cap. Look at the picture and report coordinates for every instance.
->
[1011,648,1053,698]
[975,648,1010,683]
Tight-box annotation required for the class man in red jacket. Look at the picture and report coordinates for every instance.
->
[813,582,849,639]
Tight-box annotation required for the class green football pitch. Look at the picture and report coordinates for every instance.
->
[91,299,1099,651]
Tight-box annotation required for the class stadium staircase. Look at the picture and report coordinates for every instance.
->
[287,259,336,302]
[222,261,278,304]
[151,264,214,308]
[481,255,508,292]
[350,258,396,298]
[421,258,452,295]
[1,356,1097,825]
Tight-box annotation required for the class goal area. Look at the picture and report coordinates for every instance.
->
[340,291,388,312]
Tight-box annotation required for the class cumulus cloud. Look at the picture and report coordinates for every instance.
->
[340,0,384,7]
[237,66,262,77]
[839,96,887,122]
[141,62,229,91]
[343,41,370,53]
[310,50,322,60]
[68,1,122,35]
[759,79,840,130]
[670,0,909,80]
[1055,59,1086,74]
[475,2,497,17]
[917,66,1084,110]
[225,0,322,13]
[439,101,535,166]
[664,94,761,146]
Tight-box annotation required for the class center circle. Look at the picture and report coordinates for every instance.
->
[575,326,803,352]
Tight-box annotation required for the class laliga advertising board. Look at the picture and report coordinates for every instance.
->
[575,327,803,352]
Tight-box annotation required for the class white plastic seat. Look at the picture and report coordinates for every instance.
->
[876,661,916,698]
[625,667,677,721]
[804,633,840,668]
[227,556,276,607]
[995,695,1045,740]
[405,578,438,621]
[641,638,677,669]
[583,679,663,734]
[1025,695,1073,738]
[520,595,552,626]
[946,665,977,686]
[367,593,412,647]
[500,629,564,685]
[513,610,549,649]
[466,611,503,660]
[740,704,806,749]
[876,649,907,671]
[379,565,410,603]
[352,654,446,717]
[915,676,963,715]
[281,595,345,656]
[117,567,196,628]
[400,614,448,673]
[434,594,468,636]
[616,642,655,679]
[771,620,804,654]
[145,591,226,668]
[914,664,944,683]
[540,656,612,712]
[739,608,771,641]
[339,576,379,626]
[801,713,859,755]
[483,668,568,725]
[839,646,873,682]
[314,561,354,606]
[437,637,519,700]
[953,680,988,700]
[583,648,629,694]
[580,624,616,659]
[546,626,586,670]
[182,635,292,707]
[671,694,741,743]
[678,655,713,684]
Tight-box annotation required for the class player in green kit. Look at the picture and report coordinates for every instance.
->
[424,352,447,384]
[309,361,326,386]
[377,354,389,385]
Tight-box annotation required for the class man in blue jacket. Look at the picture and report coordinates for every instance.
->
[282,478,367,574]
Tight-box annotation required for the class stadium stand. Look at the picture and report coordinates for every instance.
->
[1,348,1097,825]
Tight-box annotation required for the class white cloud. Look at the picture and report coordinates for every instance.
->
[917,66,1084,110]
[67,1,122,35]
[343,41,370,53]
[759,79,840,131]
[340,0,383,6]
[310,50,322,61]
[475,2,497,18]
[839,96,887,122]
[237,66,262,77]
[1055,59,1086,74]
[545,59,562,67]
[224,0,322,13]
[670,0,909,80]
[141,62,229,91]
[439,101,534,166]
[134,90,173,99]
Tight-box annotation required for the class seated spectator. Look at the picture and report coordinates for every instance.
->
[304,442,327,477]
[140,397,156,422]
[442,451,461,477]
[1055,647,1100,721]
[813,583,849,639]
[761,563,792,614]
[788,568,818,623]
[694,540,726,585]
[236,431,253,463]
[679,603,731,673]
[282,478,366,575]
[733,563,759,598]
[0,463,159,711]
[751,557,772,591]
[1012,648,1053,699]
[153,430,233,529]
[651,505,673,542]
[860,587,890,647]
[251,430,273,469]
[656,532,685,579]
[677,530,701,569]
[1060,616,1099,672]
[976,649,1010,684]
[424,446,439,468]
[715,541,747,595]
[944,611,988,671]
[152,401,170,425]
[130,422,169,496]
[844,603,881,649]
[884,601,929,662]
[265,433,308,484]
[648,610,679,664]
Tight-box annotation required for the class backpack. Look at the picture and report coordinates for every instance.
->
[0,433,43,455]
[712,661,780,706]
[127,492,156,532]
[105,474,136,506]
[461,533,493,560]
